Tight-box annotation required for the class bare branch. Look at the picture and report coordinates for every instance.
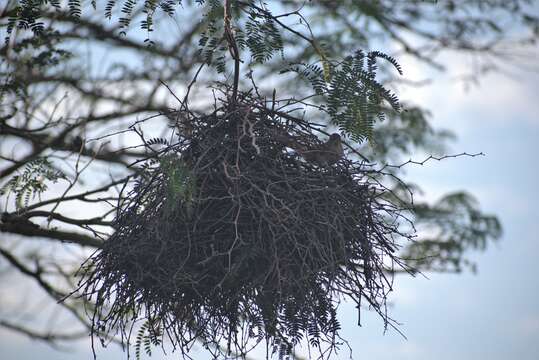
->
[0,221,103,248]
[0,319,88,344]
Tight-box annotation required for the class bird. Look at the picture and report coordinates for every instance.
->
[272,129,344,166]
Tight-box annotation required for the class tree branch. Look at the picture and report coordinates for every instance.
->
[22,210,112,226]
[0,319,88,344]
[0,221,103,248]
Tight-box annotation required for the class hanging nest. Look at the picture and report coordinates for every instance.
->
[78,91,413,359]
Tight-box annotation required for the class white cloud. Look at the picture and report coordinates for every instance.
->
[398,49,539,133]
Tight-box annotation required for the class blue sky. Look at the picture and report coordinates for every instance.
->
[1,8,539,360]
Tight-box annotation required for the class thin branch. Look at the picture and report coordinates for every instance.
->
[225,0,241,102]
[22,210,112,226]
[0,221,103,248]
[0,319,88,344]
[0,247,63,297]
[382,152,485,170]
[21,176,129,212]
[0,247,121,346]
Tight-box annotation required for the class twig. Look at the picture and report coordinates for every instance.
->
[0,221,103,247]
[382,152,485,170]
[224,0,241,103]
[0,319,87,345]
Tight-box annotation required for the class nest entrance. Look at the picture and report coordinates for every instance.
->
[79,93,411,359]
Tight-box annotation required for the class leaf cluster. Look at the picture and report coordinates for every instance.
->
[0,158,65,210]
[405,192,502,273]
[238,4,284,64]
[2,29,72,97]
[134,320,162,360]
[286,50,402,142]
[3,0,198,43]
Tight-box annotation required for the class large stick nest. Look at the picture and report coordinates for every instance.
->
[79,92,413,359]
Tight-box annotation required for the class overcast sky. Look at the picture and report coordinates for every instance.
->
[1,10,539,360]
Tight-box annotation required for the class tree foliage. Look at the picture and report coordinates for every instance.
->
[1,0,534,358]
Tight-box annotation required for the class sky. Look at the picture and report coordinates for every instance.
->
[1,6,539,360]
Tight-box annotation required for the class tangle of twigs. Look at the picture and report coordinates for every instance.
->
[77,89,415,360]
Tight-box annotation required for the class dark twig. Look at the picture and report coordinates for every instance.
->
[382,152,485,170]
[0,221,103,248]
[225,0,241,103]
[0,319,87,345]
